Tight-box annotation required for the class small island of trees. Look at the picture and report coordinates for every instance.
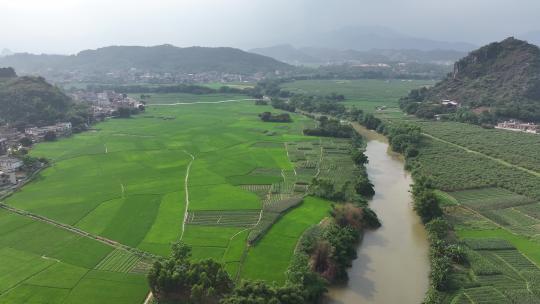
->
[259,112,292,123]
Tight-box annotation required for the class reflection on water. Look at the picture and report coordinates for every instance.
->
[326,127,430,304]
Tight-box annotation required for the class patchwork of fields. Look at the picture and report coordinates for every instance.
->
[0,93,343,303]
[440,188,540,303]
[413,121,540,173]
[281,79,540,303]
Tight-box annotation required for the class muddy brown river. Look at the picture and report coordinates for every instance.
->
[326,125,430,304]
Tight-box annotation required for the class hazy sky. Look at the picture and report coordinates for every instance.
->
[1,0,540,54]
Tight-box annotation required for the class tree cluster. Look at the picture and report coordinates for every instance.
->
[303,117,352,138]
[148,242,234,303]
[259,112,292,123]
[87,84,247,95]
[148,242,324,304]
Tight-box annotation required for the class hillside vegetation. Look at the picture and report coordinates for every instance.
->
[0,45,291,76]
[401,37,540,122]
[0,73,76,126]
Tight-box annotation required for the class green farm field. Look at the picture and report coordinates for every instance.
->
[411,120,540,173]
[0,93,334,303]
[129,92,250,104]
[282,79,433,115]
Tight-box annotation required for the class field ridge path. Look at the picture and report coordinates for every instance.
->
[180,150,195,240]
[0,202,153,256]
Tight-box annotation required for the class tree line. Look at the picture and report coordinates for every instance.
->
[86,84,248,95]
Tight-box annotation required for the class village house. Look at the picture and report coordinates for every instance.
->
[0,127,23,141]
[25,122,72,140]
[0,138,7,155]
[0,156,23,173]
[495,120,539,134]
[441,99,461,107]
[0,170,16,186]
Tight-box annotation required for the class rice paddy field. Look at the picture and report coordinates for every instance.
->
[0,93,341,303]
[281,79,434,116]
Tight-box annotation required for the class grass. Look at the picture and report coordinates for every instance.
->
[2,93,337,302]
[0,210,148,303]
[281,79,433,114]
[241,196,332,284]
[129,92,248,104]
[0,80,431,302]
[457,228,540,267]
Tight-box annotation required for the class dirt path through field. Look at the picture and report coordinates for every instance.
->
[0,203,149,255]
[422,133,540,177]
[149,98,258,106]
[179,151,195,241]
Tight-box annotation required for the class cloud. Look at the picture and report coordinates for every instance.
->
[0,0,538,53]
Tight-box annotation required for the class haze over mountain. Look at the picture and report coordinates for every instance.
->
[0,45,291,77]
[250,44,467,66]
[288,26,476,52]
[3,0,540,54]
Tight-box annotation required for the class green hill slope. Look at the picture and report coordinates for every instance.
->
[400,37,540,122]
[0,45,291,76]
[0,72,74,126]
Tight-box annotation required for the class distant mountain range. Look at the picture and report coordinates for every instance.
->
[0,45,291,77]
[249,26,476,66]
[250,44,467,66]
[287,26,477,52]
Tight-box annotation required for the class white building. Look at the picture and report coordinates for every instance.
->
[496,120,539,134]
[25,122,72,139]
[441,100,460,107]
[0,156,23,172]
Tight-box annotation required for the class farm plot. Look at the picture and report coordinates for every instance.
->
[413,120,540,173]
[408,137,540,199]
[281,79,433,113]
[241,197,332,284]
[94,249,141,273]
[453,237,540,303]
[447,188,540,236]
[186,210,261,227]
[0,210,148,304]
[1,93,339,302]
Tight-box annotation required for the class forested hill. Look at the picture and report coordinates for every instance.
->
[401,37,540,122]
[0,45,292,75]
[0,72,75,127]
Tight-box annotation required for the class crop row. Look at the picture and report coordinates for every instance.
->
[186,210,261,227]
[413,121,540,173]
[410,138,540,199]
[95,249,140,273]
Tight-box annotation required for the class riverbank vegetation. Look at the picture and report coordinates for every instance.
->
[356,116,540,303]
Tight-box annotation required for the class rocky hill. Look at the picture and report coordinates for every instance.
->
[400,37,540,122]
